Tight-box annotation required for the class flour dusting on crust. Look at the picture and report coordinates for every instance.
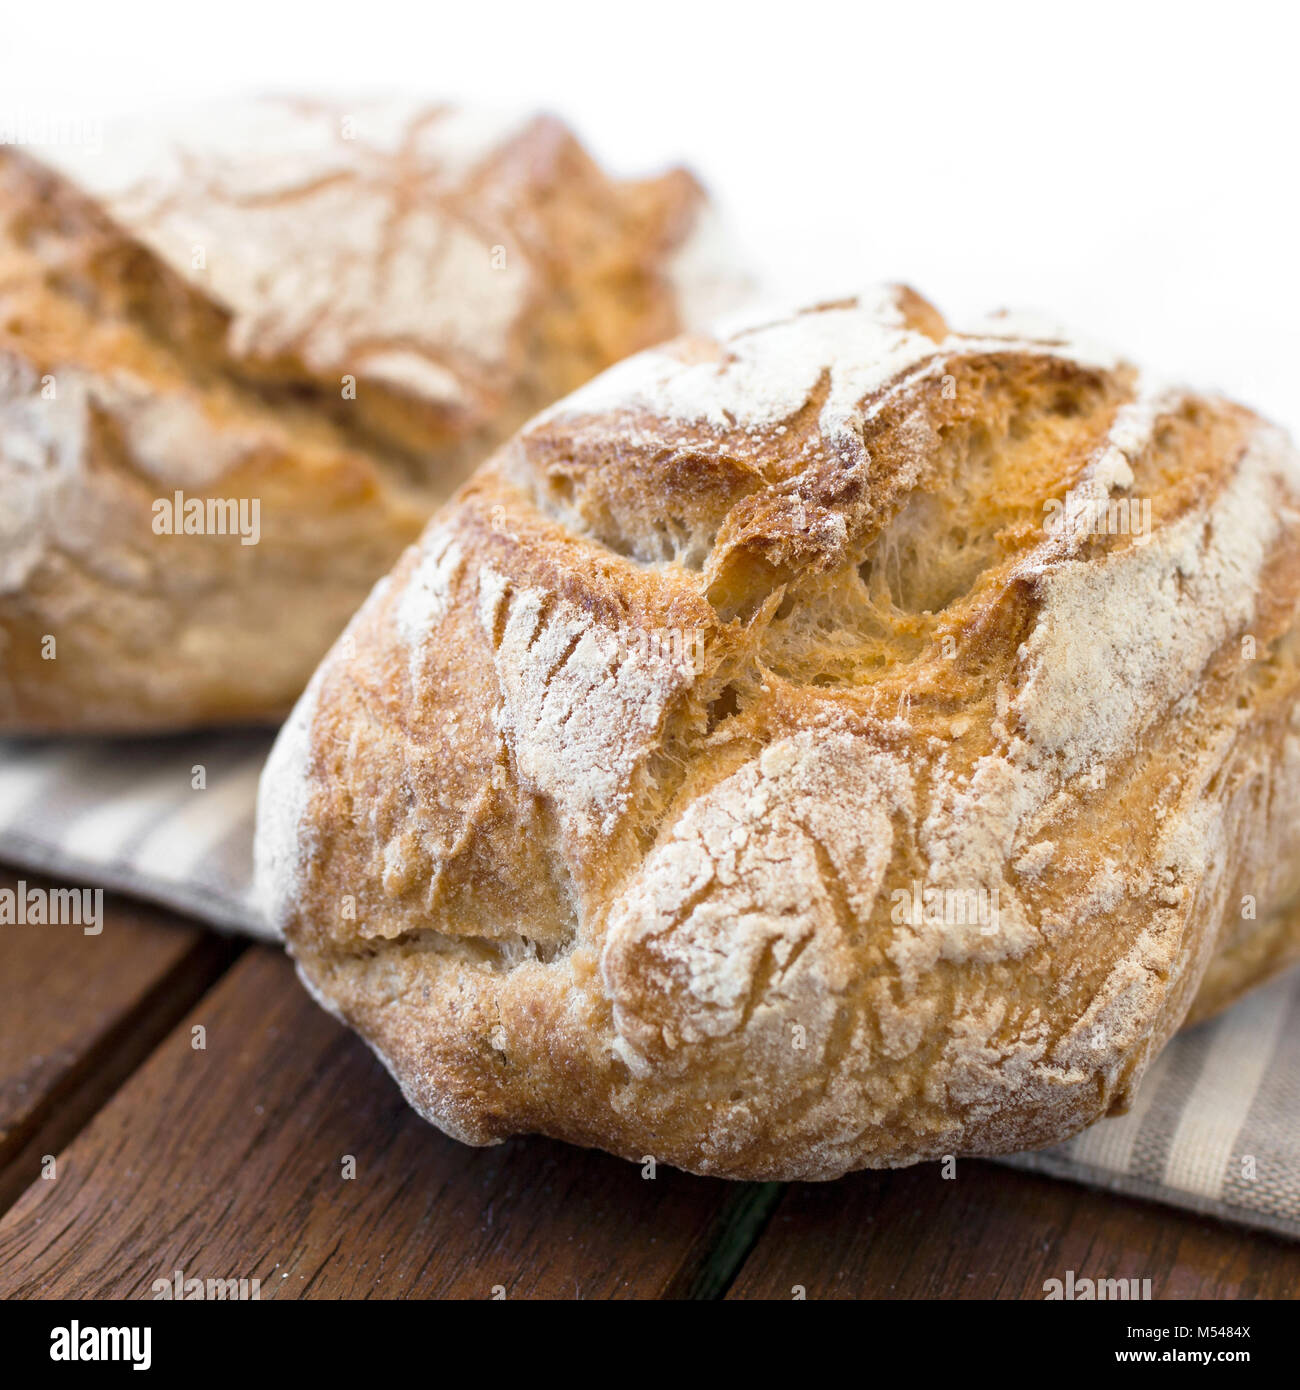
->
[1016,422,1300,774]
[541,285,1118,444]
[477,569,698,839]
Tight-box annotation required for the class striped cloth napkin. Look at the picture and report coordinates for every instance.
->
[0,733,271,938]
[1,734,1296,1238]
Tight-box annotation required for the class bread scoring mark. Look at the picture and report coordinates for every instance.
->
[1044,382,1173,536]
[603,732,912,1069]
[476,565,512,648]
[512,287,1126,625]
[537,285,1118,441]
[537,285,932,437]
[901,754,1045,983]
[477,566,701,841]
[703,359,1120,697]
[1014,422,1300,776]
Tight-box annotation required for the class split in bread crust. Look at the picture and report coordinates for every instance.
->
[0,97,739,732]
[258,286,1300,1179]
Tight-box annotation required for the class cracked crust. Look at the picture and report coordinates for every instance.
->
[0,97,742,732]
[258,285,1300,1178]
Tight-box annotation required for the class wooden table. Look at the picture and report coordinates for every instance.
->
[2,868,1297,1300]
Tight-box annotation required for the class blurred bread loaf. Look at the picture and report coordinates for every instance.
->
[257,285,1300,1179]
[0,97,743,732]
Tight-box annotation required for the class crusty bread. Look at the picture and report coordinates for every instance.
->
[0,98,740,733]
[256,285,1300,1179]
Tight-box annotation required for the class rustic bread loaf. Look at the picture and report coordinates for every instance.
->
[0,98,739,732]
[256,285,1300,1179]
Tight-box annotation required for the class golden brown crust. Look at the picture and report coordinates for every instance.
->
[0,99,739,733]
[259,286,1300,1178]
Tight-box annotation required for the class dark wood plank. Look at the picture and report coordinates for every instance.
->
[0,946,744,1299]
[726,1158,1300,1299]
[0,865,240,1213]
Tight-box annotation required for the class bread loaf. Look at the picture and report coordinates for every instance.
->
[0,98,740,732]
[256,285,1300,1179]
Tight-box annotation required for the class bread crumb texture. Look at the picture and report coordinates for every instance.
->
[258,285,1300,1178]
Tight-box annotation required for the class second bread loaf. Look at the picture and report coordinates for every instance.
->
[0,98,744,732]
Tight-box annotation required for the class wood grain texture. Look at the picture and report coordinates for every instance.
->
[0,865,240,1213]
[725,1159,1300,1299]
[0,946,743,1300]
[1,874,1296,1300]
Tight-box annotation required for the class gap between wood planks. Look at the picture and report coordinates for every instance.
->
[0,931,245,1215]
[669,1181,786,1298]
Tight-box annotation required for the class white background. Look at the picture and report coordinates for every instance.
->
[3,0,1297,432]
